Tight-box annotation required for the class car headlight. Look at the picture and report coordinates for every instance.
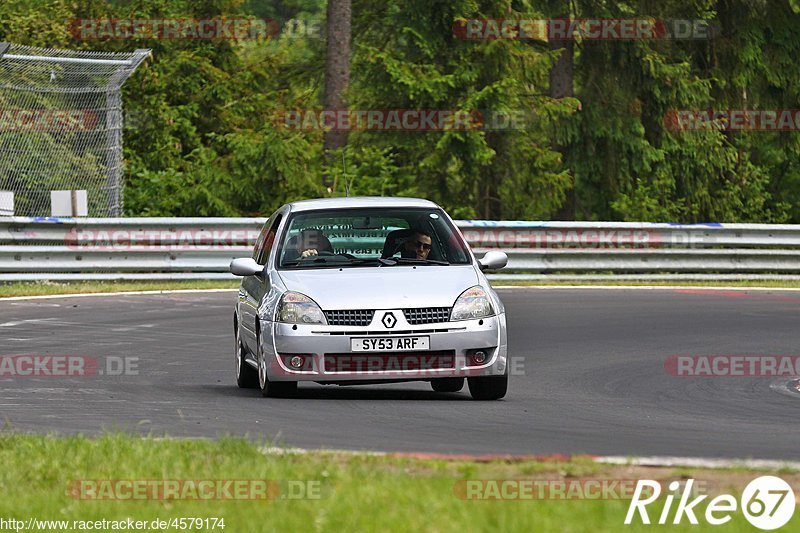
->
[277,292,327,325]
[450,285,495,321]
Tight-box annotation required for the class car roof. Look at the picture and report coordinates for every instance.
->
[286,196,440,213]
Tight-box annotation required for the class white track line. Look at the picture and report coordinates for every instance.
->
[260,446,387,457]
[493,285,800,291]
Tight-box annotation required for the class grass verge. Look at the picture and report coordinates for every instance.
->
[0,280,239,298]
[3,278,800,299]
[0,434,797,532]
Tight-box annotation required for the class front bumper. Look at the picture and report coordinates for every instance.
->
[261,312,507,382]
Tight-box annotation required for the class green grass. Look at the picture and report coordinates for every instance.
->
[0,280,239,298]
[2,278,800,299]
[0,434,796,532]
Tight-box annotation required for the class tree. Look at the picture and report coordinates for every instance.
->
[322,0,351,188]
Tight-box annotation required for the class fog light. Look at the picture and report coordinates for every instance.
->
[471,350,487,365]
[289,356,304,369]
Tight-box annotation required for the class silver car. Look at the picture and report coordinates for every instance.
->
[230,197,509,400]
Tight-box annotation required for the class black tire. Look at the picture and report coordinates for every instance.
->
[256,330,297,398]
[431,377,464,393]
[235,323,258,389]
[468,373,508,400]
[263,378,297,398]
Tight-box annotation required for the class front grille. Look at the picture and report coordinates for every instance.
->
[325,308,452,326]
[320,328,464,336]
[403,307,451,325]
[323,350,456,372]
[325,309,375,326]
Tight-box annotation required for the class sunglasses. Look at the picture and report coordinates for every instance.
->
[413,241,432,251]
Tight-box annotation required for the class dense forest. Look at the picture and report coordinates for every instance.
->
[2,0,800,222]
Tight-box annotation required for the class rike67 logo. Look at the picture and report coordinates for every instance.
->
[625,476,796,530]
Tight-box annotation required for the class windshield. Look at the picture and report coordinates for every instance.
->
[276,207,471,269]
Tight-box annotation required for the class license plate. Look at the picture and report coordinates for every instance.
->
[350,336,430,352]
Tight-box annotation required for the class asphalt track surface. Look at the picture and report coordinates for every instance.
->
[1,288,799,459]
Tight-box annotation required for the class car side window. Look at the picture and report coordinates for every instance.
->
[252,214,275,262]
[256,214,283,266]
[252,226,269,262]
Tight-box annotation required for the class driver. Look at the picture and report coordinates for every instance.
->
[295,228,334,258]
[400,229,432,260]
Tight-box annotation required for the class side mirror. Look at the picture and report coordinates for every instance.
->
[478,251,508,271]
[230,258,264,277]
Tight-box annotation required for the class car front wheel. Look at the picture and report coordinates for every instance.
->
[467,371,508,400]
[431,377,464,393]
[235,324,258,389]
[257,334,297,398]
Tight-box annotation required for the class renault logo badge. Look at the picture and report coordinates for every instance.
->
[381,312,397,329]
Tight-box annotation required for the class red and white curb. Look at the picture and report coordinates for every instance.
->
[595,456,800,470]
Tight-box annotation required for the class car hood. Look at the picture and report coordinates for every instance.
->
[277,265,479,309]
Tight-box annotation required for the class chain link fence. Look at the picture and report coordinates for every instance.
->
[0,43,149,217]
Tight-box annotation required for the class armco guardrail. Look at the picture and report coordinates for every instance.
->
[2,217,800,281]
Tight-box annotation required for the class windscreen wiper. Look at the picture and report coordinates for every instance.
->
[379,257,450,266]
[281,257,335,267]
[282,256,381,267]
[343,258,384,266]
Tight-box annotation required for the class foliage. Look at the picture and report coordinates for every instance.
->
[1,0,799,222]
